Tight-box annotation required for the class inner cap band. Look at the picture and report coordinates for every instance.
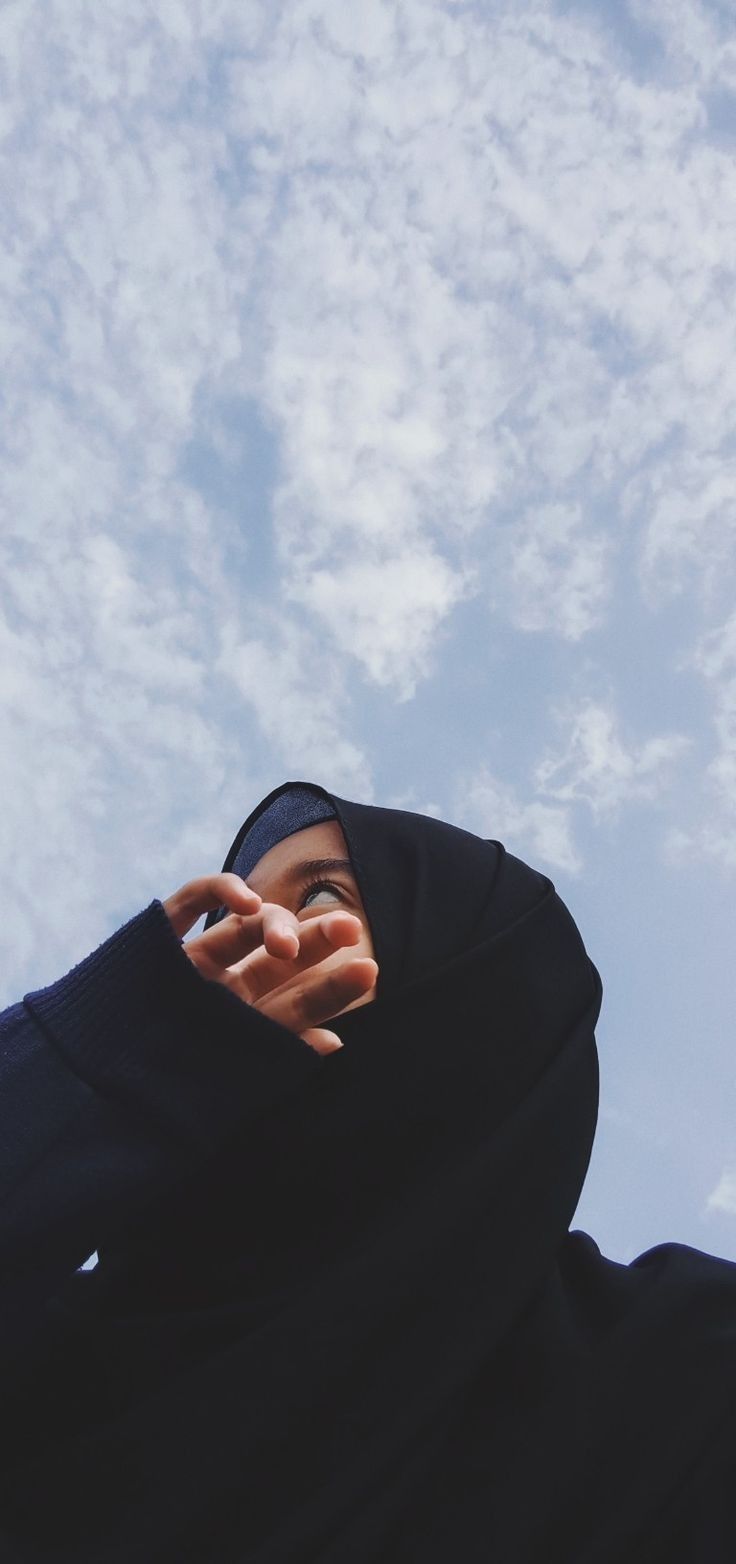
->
[210,784,337,925]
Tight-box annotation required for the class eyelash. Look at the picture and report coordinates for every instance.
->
[298,878,346,911]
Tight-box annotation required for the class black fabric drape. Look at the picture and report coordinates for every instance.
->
[1,780,735,1562]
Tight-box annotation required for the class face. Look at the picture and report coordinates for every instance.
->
[246,819,377,1013]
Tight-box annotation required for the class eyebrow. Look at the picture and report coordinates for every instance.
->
[288,857,356,881]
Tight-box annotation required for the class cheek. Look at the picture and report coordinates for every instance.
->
[356,925,375,961]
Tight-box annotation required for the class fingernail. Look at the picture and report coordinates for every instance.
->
[278,923,298,943]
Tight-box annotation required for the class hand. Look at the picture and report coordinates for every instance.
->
[163,874,378,1055]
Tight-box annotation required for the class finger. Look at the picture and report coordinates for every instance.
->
[183,954,368,1056]
[228,911,364,1002]
[182,950,350,1063]
[259,957,378,1035]
[164,874,261,939]
[186,901,307,969]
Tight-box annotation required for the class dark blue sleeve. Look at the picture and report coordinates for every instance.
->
[0,900,323,1330]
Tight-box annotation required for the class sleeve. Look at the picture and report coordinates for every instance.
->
[0,900,323,1330]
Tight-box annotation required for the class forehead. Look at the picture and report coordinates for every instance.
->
[246,819,352,888]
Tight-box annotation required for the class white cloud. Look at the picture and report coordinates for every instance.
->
[666,613,736,868]
[507,503,611,641]
[454,766,581,876]
[705,1166,736,1217]
[0,0,383,996]
[0,513,243,1003]
[214,0,736,707]
[288,549,473,700]
[630,453,736,609]
[629,0,728,78]
[536,700,691,819]
[5,0,732,727]
[693,613,736,803]
[218,615,372,795]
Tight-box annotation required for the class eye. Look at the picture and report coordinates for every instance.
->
[299,879,346,910]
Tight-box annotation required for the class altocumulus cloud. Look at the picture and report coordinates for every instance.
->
[1,0,735,1290]
[536,700,692,822]
[219,0,736,857]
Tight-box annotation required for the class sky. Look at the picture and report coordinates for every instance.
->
[1,0,735,1268]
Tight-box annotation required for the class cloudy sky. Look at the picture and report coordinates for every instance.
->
[2,0,735,1267]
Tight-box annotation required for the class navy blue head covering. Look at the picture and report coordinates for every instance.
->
[206,784,336,925]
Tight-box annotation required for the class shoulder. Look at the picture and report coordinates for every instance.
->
[563,1228,736,1339]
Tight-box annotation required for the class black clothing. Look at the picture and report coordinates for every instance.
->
[0,780,734,1562]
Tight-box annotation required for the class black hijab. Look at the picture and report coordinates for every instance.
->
[3,780,736,1562]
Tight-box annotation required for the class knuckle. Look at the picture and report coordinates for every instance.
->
[322,969,352,1012]
[302,973,340,1024]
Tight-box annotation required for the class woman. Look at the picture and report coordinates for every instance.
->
[0,780,734,1562]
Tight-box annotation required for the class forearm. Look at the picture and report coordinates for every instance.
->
[0,900,321,1329]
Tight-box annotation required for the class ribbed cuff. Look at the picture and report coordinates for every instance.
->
[24,901,324,1152]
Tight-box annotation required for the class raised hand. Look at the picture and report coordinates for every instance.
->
[163,874,377,1055]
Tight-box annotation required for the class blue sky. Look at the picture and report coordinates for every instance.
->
[1,0,735,1266]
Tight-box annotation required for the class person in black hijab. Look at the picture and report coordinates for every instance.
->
[1,779,735,1563]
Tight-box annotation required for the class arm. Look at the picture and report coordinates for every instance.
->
[0,899,325,1331]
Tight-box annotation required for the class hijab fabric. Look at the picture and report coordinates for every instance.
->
[2,780,736,1562]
